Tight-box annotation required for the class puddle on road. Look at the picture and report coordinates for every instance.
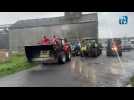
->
[70,58,108,86]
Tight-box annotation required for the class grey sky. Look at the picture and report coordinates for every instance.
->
[0,12,133,38]
[0,12,94,25]
[0,12,64,25]
[0,12,95,25]
[98,12,134,38]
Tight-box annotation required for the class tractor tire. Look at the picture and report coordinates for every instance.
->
[96,49,100,56]
[107,52,111,56]
[94,49,98,57]
[72,53,75,57]
[119,52,122,57]
[66,51,71,61]
[58,52,66,64]
[98,49,102,56]
[27,58,32,63]
[80,51,84,57]
[91,48,98,57]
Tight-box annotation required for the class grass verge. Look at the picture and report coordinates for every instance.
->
[129,76,134,86]
[0,53,37,77]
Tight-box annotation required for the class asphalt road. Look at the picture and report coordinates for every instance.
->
[0,50,134,87]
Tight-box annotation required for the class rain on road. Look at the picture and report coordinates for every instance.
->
[0,50,134,87]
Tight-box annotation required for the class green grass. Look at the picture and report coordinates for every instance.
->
[129,76,134,86]
[0,53,37,77]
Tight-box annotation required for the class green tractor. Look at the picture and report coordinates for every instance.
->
[80,38,102,57]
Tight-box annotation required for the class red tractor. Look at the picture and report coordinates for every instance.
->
[106,38,122,57]
[24,36,71,64]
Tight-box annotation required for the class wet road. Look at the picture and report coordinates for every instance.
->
[0,50,134,87]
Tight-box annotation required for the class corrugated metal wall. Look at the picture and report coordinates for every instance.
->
[9,21,98,51]
[0,32,9,49]
[9,13,98,51]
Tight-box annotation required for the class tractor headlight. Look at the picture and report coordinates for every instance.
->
[112,47,118,51]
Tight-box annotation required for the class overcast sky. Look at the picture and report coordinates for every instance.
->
[0,12,133,38]
[0,12,64,25]
[98,12,134,38]
[0,12,96,25]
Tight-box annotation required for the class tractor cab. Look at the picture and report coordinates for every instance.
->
[106,38,122,57]
[80,37,102,57]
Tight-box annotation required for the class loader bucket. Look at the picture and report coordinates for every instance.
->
[24,45,54,62]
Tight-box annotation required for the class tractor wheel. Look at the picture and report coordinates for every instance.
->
[107,51,111,56]
[58,52,66,64]
[91,48,97,57]
[119,52,122,57]
[66,51,71,61]
[94,49,98,57]
[27,58,32,63]
[80,51,85,57]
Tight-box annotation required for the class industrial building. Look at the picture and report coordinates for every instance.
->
[8,12,98,51]
[0,30,9,49]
